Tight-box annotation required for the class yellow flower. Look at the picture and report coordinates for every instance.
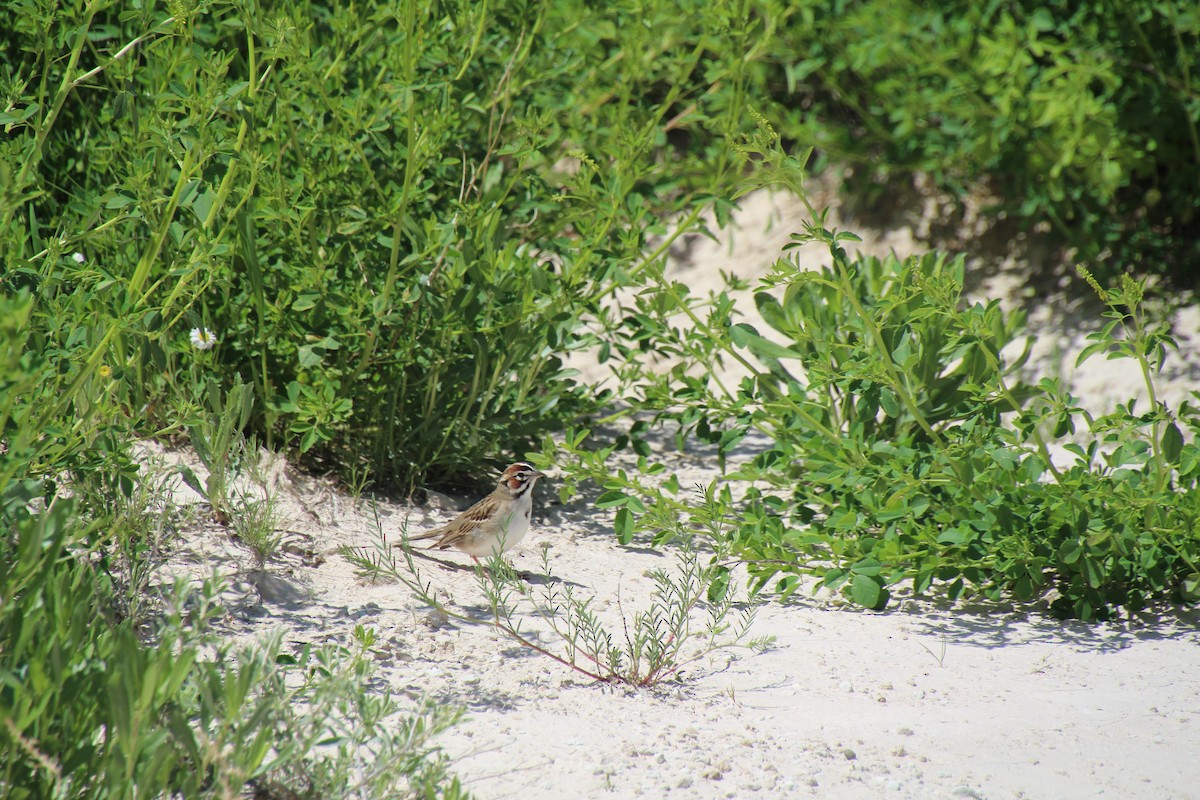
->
[98,365,112,379]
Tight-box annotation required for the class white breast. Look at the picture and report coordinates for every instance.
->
[458,492,533,557]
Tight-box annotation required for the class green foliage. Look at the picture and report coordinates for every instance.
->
[735,236,1199,619]
[577,137,1198,619]
[0,503,467,797]
[1,0,786,492]
[0,107,466,798]
[230,486,283,568]
[769,248,1192,616]
[770,0,1200,277]
[4,0,1196,504]
[177,376,255,523]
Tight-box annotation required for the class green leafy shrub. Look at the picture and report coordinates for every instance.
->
[729,235,1199,618]
[569,240,1199,618]
[768,0,1200,278]
[576,139,1199,619]
[2,0,787,492]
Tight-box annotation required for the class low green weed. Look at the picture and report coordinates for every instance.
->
[246,630,470,800]
[344,503,767,687]
[230,487,283,569]
[0,199,465,800]
[0,493,468,799]
[177,377,255,524]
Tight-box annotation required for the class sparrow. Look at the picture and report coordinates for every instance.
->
[406,462,546,562]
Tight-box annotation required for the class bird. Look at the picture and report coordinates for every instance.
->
[406,462,547,563]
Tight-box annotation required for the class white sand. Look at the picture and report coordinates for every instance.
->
[161,181,1200,799]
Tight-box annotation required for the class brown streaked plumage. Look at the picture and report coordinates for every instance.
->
[406,463,546,561]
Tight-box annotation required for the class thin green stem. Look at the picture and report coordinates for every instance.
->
[130,144,198,302]
[1126,301,1165,478]
[976,344,1064,483]
[4,8,175,234]
[832,258,943,449]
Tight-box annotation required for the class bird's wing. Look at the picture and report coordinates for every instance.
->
[406,497,498,549]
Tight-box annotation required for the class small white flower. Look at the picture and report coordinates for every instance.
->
[72,252,85,264]
[189,327,217,350]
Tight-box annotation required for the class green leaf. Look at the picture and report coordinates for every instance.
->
[876,496,908,523]
[104,192,136,209]
[754,292,790,335]
[822,568,848,589]
[1076,341,1109,366]
[1181,444,1200,478]
[292,293,320,311]
[908,494,930,518]
[849,573,889,610]
[1058,539,1083,565]
[706,566,731,603]
[728,323,802,360]
[937,527,970,545]
[614,507,634,544]
[297,344,322,368]
[1161,422,1183,465]
[879,387,900,417]
[890,336,913,368]
[1182,573,1200,602]
[1053,412,1074,438]
[176,465,206,500]
[1081,556,1106,589]
[594,490,628,509]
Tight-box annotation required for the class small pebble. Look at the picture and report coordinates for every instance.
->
[422,609,450,629]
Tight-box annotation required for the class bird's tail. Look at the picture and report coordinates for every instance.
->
[402,527,444,544]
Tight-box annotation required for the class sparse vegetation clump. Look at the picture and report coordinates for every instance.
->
[345,507,772,688]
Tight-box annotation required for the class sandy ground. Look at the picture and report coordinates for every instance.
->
[158,180,1200,799]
